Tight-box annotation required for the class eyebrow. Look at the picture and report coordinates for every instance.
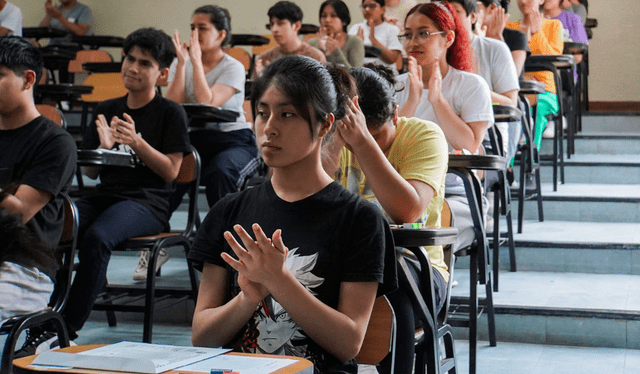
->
[257,100,295,108]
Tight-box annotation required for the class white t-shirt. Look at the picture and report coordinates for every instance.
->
[396,67,493,194]
[348,20,403,69]
[470,35,519,95]
[0,2,22,36]
[168,54,251,132]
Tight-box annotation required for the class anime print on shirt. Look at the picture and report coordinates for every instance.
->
[233,248,323,357]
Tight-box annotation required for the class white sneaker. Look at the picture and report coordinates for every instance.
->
[133,249,170,281]
[542,120,555,139]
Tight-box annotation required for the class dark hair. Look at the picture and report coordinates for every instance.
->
[349,64,396,129]
[406,2,473,72]
[194,5,232,46]
[477,0,499,8]
[268,1,303,24]
[499,0,510,12]
[0,207,52,267]
[123,28,176,70]
[0,36,43,85]
[362,0,385,6]
[440,0,477,16]
[319,0,351,32]
[250,56,348,138]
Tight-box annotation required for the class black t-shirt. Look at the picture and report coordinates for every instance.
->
[189,181,397,374]
[0,116,77,279]
[503,28,531,54]
[83,94,191,224]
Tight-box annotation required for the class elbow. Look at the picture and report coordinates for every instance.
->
[335,338,365,363]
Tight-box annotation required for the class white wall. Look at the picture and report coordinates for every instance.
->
[13,0,640,102]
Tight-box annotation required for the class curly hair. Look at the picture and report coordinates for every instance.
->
[406,2,473,72]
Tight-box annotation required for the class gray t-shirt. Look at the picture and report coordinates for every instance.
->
[470,35,520,95]
[47,2,93,46]
[168,53,251,132]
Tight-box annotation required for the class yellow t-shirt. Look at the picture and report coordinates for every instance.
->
[506,18,564,94]
[336,117,450,281]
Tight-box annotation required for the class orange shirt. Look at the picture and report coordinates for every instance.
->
[506,19,564,94]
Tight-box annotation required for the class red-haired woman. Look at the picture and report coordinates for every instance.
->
[396,1,493,252]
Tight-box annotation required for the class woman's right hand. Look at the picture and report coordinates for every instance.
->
[407,56,424,100]
[172,30,189,66]
[427,60,443,104]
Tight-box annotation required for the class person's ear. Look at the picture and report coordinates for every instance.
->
[218,30,227,44]
[445,30,455,48]
[318,113,334,139]
[293,21,302,33]
[470,10,478,25]
[158,67,169,82]
[23,70,37,90]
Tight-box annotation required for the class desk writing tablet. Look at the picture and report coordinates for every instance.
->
[77,149,137,168]
[13,345,313,374]
[182,104,239,125]
[22,27,66,40]
[448,154,507,171]
[391,227,458,247]
[230,34,270,47]
[71,35,126,49]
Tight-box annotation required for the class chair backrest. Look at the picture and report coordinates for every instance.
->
[252,34,277,56]
[224,47,252,73]
[50,195,80,312]
[356,295,395,365]
[176,147,201,237]
[36,104,65,128]
[68,50,113,74]
[81,73,127,103]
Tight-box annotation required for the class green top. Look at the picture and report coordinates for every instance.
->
[308,34,364,69]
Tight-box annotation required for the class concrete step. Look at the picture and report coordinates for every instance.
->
[451,270,640,349]
[514,154,640,185]
[540,133,640,155]
[581,114,640,134]
[513,183,640,222]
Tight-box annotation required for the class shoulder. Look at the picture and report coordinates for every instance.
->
[221,53,244,72]
[346,34,363,46]
[378,22,400,34]
[301,42,326,60]
[543,18,563,31]
[307,37,318,47]
[505,20,520,30]
[31,117,76,154]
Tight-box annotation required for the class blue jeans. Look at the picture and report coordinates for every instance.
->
[170,129,259,210]
[62,197,164,335]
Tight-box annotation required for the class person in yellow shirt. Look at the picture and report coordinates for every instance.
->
[506,0,564,147]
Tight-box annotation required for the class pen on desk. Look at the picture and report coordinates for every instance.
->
[210,369,236,374]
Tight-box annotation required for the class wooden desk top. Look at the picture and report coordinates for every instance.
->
[13,345,313,374]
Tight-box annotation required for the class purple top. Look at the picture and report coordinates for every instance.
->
[553,10,589,45]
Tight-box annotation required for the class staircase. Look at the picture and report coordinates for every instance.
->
[452,113,640,350]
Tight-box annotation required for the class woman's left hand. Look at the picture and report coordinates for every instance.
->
[337,97,372,151]
[189,28,202,65]
[221,223,289,287]
[427,60,443,104]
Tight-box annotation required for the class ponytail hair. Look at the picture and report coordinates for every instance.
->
[250,55,349,138]
[405,2,473,72]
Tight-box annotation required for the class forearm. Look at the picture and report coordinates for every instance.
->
[432,96,484,152]
[191,62,214,105]
[491,90,518,106]
[321,134,345,178]
[512,50,527,76]
[165,65,186,104]
[83,166,101,180]
[39,15,51,27]
[192,291,260,347]
[56,17,89,35]
[130,139,181,182]
[266,272,374,362]
[0,27,11,36]
[352,138,425,223]
[379,49,400,65]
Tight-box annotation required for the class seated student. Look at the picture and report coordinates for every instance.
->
[253,1,326,78]
[20,28,191,352]
[543,0,588,66]
[163,5,260,280]
[477,0,530,73]
[0,36,76,323]
[188,55,397,374]
[322,64,448,374]
[38,0,93,45]
[563,0,587,24]
[349,0,403,69]
[443,0,519,160]
[308,0,364,69]
[384,0,418,27]
[506,0,563,147]
[0,0,22,36]
[396,2,493,251]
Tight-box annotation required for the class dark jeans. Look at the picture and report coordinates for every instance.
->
[62,196,164,335]
[169,128,260,211]
[379,256,447,374]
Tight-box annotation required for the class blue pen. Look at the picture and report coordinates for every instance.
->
[210,369,234,374]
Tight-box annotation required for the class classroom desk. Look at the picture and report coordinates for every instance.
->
[22,27,66,40]
[77,149,137,168]
[183,103,240,128]
[12,345,314,374]
[34,84,93,104]
[71,35,125,49]
[82,62,123,73]
[391,227,458,247]
[230,34,270,47]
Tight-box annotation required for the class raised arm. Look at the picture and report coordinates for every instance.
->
[165,30,189,104]
[338,98,434,223]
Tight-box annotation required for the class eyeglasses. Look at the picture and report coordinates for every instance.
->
[361,4,380,10]
[398,30,447,44]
